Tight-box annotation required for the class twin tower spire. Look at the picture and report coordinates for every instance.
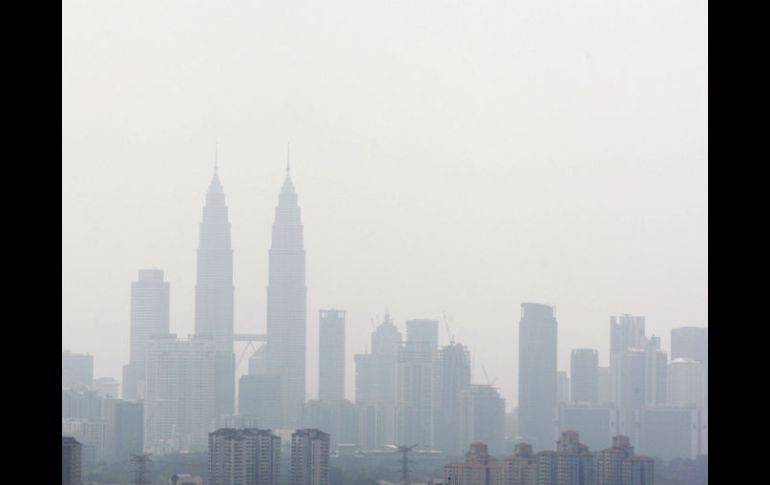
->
[197,144,306,427]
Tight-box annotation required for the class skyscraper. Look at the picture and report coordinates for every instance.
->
[123,269,170,400]
[609,315,645,406]
[570,349,599,405]
[103,398,143,462]
[406,319,439,352]
[195,161,235,417]
[318,309,346,403]
[143,334,217,453]
[435,341,471,455]
[518,303,557,451]
[595,435,634,485]
[290,429,330,485]
[459,384,506,455]
[208,428,281,485]
[266,164,307,427]
[62,351,93,390]
[667,358,706,408]
[354,314,401,450]
[396,340,435,450]
[671,327,708,370]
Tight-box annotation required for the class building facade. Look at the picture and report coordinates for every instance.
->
[318,309,346,403]
[290,429,330,485]
[208,428,281,485]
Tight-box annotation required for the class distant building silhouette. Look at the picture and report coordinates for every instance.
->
[62,351,93,390]
[208,428,281,485]
[123,269,169,400]
[266,165,307,428]
[406,319,440,352]
[570,349,599,405]
[238,374,283,429]
[518,303,558,451]
[435,341,471,455]
[670,327,708,370]
[459,384,506,455]
[396,340,435,450]
[103,398,143,462]
[318,309,346,403]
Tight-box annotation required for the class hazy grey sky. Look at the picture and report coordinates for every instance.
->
[62,0,707,407]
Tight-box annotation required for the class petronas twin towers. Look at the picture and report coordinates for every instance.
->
[195,157,306,427]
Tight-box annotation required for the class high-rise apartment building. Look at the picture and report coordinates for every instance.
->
[444,442,499,485]
[266,166,307,428]
[143,334,217,453]
[518,303,557,451]
[123,269,170,400]
[498,442,537,485]
[595,435,653,485]
[208,428,281,485]
[535,430,594,485]
[62,436,82,485]
[290,429,330,485]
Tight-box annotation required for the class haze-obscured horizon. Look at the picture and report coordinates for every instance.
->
[62,0,707,408]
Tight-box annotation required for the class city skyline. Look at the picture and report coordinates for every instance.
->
[62,154,707,410]
[62,0,707,410]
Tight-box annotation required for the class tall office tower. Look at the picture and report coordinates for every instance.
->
[122,269,170,400]
[459,384,506,454]
[444,442,500,485]
[62,351,93,390]
[622,456,654,485]
[91,377,120,399]
[195,162,236,417]
[671,327,708,369]
[598,367,612,405]
[518,303,558,451]
[143,334,217,453]
[371,312,402,355]
[318,309,346,403]
[535,431,594,485]
[208,428,281,485]
[557,371,570,404]
[668,358,706,408]
[570,349,599,405]
[558,403,615,452]
[396,341,435,450]
[62,389,103,420]
[238,374,283,428]
[290,429,330,485]
[103,398,143,463]
[406,319,440,351]
[266,165,307,428]
[300,399,357,450]
[595,435,634,485]
[62,436,82,485]
[609,315,645,406]
[435,342,471,455]
[618,349,646,410]
[643,336,667,405]
[638,406,700,460]
[354,314,401,450]
[498,442,537,485]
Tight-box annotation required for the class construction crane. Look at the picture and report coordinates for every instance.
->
[481,364,498,387]
[442,311,455,345]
